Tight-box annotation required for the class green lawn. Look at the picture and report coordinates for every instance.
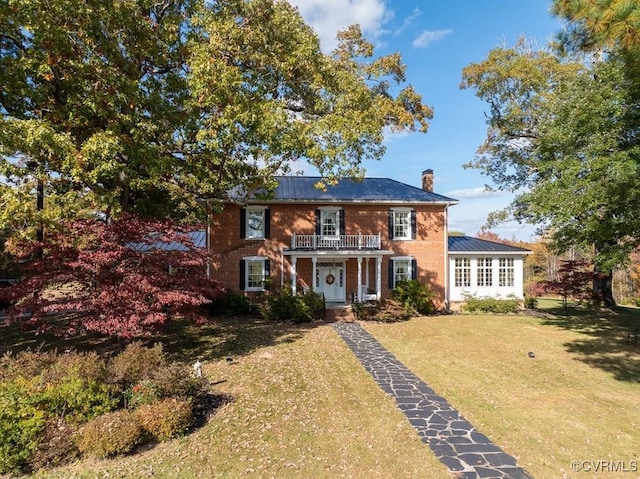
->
[364,300,640,479]
[7,300,640,478]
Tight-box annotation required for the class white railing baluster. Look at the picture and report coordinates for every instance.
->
[289,234,380,250]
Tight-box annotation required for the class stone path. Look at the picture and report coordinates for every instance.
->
[332,321,533,479]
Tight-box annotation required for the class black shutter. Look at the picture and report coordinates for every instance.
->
[411,211,417,239]
[411,259,418,280]
[388,259,394,289]
[388,210,394,240]
[240,208,246,239]
[239,259,246,290]
[264,259,270,279]
[264,209,271,239]
[339,209,345,235]
[315,209,321,236]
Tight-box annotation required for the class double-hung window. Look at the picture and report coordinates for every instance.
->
[240,257,270,291]
[389,257,417,288]
[241,207,270,239]
[454,258,471,287]
[389,209,415,240]
[321,210,338,237]
[477,257,493,287]
[499,258,514,287]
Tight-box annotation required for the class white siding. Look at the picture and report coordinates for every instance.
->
[448,254,526,303]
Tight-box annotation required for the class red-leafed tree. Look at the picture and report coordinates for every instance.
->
[0,214,223,339]
[529,259,597,309]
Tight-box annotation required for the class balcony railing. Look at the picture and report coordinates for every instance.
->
[290,233,381,250]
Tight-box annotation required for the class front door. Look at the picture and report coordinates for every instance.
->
[316,261,345,302]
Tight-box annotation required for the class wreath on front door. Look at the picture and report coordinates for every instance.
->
[325,273,335,285]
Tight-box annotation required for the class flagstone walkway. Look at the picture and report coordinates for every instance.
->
[332,321,534,479]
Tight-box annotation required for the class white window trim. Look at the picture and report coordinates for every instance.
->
[243,256,267,291]
[477,257,493,287]
[454,257,471,288]
[391,207,412,241]
[391,256,414,288]
[245,206,266,240]
[498,257,515,287]
[319,206,341,237]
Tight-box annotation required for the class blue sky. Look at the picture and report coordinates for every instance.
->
[286,0,564,241]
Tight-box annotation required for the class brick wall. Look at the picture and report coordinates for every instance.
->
[209,203,448,307]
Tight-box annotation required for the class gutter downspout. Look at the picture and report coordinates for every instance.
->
[444,204,450,311]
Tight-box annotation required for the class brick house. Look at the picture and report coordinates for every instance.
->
[207,170,458,309]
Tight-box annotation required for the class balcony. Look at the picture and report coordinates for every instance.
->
[290,233,381,250]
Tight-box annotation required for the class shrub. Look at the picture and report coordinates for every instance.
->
[109,342,168,388]
[134,398,193,441]
[524,295,538,309]
[75,410,143,458]
[300,291,325,318]
[205,290,252,316]
[392,280,435,315]
[462,295,521,314]
[29,418,80,472]
[150,362,205,400]
[353,299,412,322]
[0,378,46,474]
[125,380,160,409]
[0,350,58,382]
[261,290,314,323]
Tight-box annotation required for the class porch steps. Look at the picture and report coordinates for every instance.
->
[324,305,355,323]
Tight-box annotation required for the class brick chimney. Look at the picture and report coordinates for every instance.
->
[421,169,433,192]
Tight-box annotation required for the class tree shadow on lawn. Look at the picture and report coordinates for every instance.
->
[536,302,640,382]
[0,314,324,363]
[151,316,322,363]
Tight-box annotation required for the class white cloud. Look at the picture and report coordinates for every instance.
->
[287,0,389,52]
[394,7,421,36]
[446,187,505,199]
[412,28,452,48]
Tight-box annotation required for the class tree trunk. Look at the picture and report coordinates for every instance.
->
[35,176,44,259]
[593,270,616,308]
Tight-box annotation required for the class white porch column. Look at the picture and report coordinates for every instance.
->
[365,258,370,288]
[312,257,317,292]
[375,256,382,298]
[357,257,363,302]
[291,257,297,294]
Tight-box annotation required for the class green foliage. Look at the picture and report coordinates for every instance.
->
[524,295,538,309]
[300,291,325,318]
[125,380,160,410]
[461,38,640,278]
[391,280,435,315]
[352,299,412,322]
[462,295,521,314]
[134,398,194,442]
[0,378,47,474]
[0,0,431,234]
[0,343,205,473]
[75,410,144,458]
[206,290,252,316]
[261,289,320,323]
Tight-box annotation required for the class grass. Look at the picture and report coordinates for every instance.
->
[363,299,640,479]
[4,299,640,478]
[19,317,450,479]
